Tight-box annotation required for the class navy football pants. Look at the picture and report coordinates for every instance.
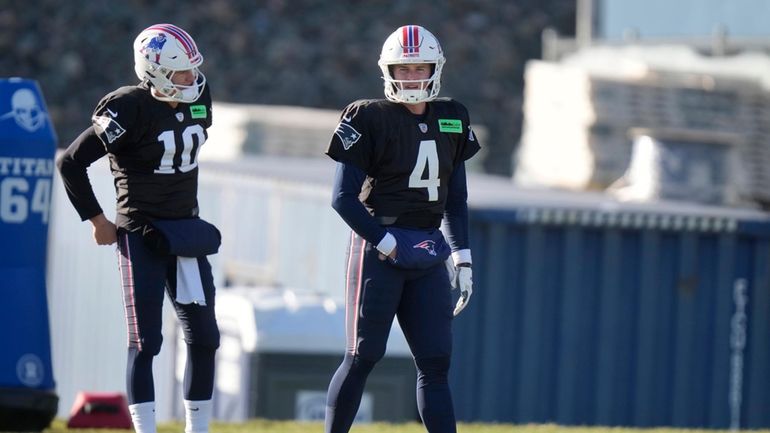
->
[116,230,220,404]
[326,232,456,433]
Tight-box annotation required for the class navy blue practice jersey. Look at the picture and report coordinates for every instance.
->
[325,98,480,219]
[91,82,212,223]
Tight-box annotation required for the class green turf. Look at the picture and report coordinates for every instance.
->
[43,419,770,433]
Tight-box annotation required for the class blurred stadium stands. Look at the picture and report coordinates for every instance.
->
[0,0,576,176]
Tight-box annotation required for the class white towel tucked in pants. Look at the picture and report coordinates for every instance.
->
[175,257,206,305]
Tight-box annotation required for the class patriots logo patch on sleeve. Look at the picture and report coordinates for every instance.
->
[334,122,362,150]
[92,114,126,144]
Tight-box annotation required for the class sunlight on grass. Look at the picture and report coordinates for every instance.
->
[44,418,770,433]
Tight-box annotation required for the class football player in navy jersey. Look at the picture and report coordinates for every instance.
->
[57,24,218,433]
[324,25,480,433]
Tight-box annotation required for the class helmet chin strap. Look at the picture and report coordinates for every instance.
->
[179,86,201,101]
[149,83,201,103]
[397,88,430,104]
[149,87,178,103]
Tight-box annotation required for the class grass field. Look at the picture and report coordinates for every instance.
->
[43,419,770,433]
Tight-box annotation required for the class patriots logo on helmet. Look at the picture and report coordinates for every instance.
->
[142,33,167,63]
[334,122,362,150]
[413,240,437,256]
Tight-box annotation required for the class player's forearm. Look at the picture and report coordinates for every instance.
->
[56,127,106,221]
[331,162,389,247]
[443,163,470,258]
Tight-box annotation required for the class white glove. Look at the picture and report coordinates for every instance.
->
[451,265,473,317]
[445,258,458,288]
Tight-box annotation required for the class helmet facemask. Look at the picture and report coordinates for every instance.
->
[133,24,206,103]
[378,25,446,104]
[381,62,444,104]
[150,66,206,103]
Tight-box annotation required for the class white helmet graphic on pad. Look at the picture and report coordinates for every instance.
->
[0,88,47,132]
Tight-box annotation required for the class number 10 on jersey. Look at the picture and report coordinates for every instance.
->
[154,125,205,174]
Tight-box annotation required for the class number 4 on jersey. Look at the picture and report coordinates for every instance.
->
[409,140,440,201]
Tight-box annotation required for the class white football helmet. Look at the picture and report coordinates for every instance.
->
[378,25,445,104]
[133,23,206,103]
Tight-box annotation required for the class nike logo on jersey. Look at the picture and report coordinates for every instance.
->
[341,104,362,122]
[334,122,362,150]
[106,108,118,117]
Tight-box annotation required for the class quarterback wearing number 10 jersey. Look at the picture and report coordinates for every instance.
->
[56,23,220,433]
[63,81,212,230]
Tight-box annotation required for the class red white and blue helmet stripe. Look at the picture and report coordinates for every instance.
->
[401,25,420,56]
[146,23,201,64]
[378,25,445,103]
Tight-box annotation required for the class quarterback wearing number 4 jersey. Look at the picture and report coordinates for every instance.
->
[57,24,219,433]
[329,98,477,217]
[324,25,480,433]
